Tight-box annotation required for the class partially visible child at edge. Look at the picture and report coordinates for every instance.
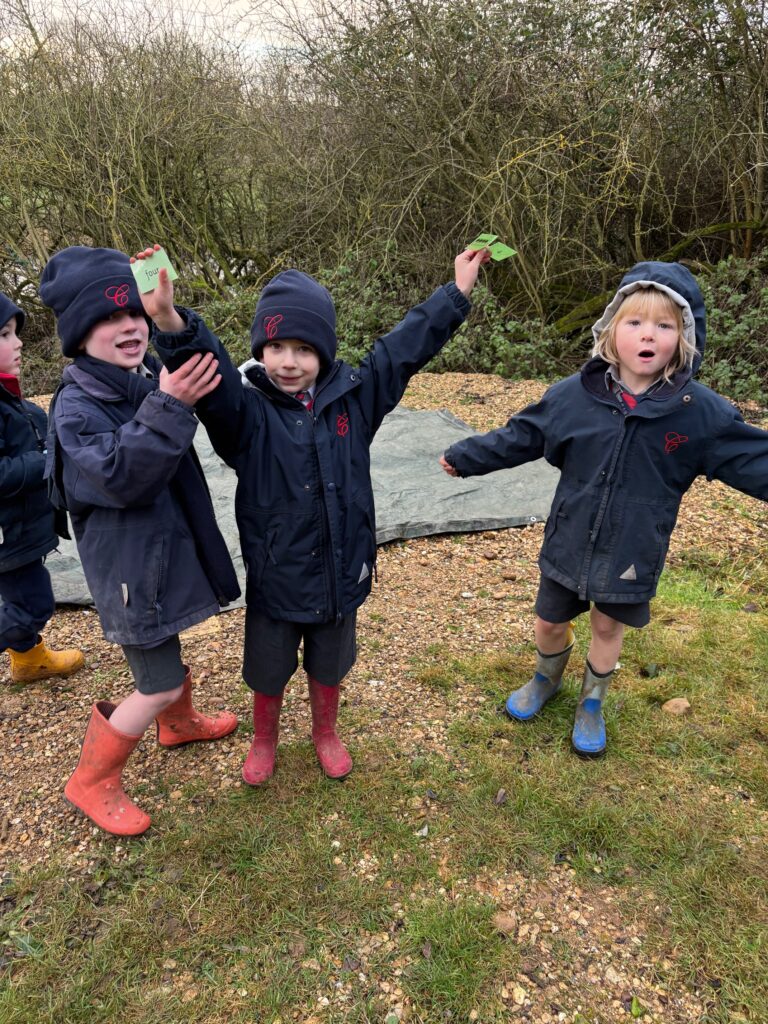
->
[0,293,84,683]
[39,246,241,837]
[441,261,768,756]
[140,244,488,784]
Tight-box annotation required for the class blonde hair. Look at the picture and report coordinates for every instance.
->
[593,288,696,383]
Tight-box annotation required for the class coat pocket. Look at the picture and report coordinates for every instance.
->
[608,500,678,589]
[85,528,165,632]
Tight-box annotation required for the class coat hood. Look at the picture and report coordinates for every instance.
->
[591,261,706,376]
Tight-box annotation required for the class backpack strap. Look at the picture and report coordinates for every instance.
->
[44,382,71,538]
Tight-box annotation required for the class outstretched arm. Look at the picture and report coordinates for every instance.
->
[704,404,768,501]
[357,249,489,436]
[441,400,550,478]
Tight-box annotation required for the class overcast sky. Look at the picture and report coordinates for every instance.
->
[5,0,329,48]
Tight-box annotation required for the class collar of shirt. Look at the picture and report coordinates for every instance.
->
[604,364,665,405]
[294,385,316,409]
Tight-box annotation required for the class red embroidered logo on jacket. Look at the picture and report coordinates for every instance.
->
[664,431,689,454]
[264,314,283,339]
[336,413,349,437]
[105,284,130,307]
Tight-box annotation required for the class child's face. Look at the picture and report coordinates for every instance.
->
[81,310,149,369]
[261,338,320,395]
[614,311,680,392]
[0,316,22,376]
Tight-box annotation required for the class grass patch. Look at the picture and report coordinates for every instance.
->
[2,557,767,1022]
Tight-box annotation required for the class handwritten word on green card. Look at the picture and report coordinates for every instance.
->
[487,241,516,261]
[467,234,517,262]
[130,248,178,293]
[467,233,498,249]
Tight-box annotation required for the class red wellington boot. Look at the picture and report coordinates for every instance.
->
[242,691,283,785]
[64,701,151,837]
[308,677,353,779]
[155,668,238,748]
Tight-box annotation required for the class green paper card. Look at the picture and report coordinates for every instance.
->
[488,241,517,261]
[467,233,498,250]
[130,248,178,293]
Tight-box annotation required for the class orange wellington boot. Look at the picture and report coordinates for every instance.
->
[242,691,283,786]
[64,701,151,837]
[155,668,238,748]
[9,639,84,682]
[308,677,353,779]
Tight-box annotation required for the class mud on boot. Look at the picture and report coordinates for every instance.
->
[9,638,84,683]
[308,677,353,779]
[155,668,238,748]
[65,701,151,836]
[242,691,283,786]
[505,627,574,721]
[571,661,613,758]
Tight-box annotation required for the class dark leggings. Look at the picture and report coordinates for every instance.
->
[0,559,55,653]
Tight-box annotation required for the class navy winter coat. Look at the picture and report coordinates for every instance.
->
[446,262,768,603]
[0,383,58,572]
[153,284,470,623]
[51,359,240,645]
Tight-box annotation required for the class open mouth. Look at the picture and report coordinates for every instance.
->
[117,339,143,352]
[638,349,655,360]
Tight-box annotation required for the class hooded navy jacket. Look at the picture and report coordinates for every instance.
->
[51,358,239,645]
[153,283,470,623]
[0,383,58,572]
[445,262,768,603]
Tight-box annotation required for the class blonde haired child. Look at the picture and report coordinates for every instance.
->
[442,261,768,756]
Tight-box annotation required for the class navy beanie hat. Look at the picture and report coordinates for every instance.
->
[39,246,146,357]
[250,270,337,365]
[0,292,24,333]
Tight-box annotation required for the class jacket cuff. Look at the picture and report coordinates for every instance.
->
[442,282,471,316]
[152,306,201,345]
[443,448,464,477]
[149,389,195,415]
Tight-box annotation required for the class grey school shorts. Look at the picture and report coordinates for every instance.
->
[121,634,186,695]
[242,608,357,696]
[535,575,650,629]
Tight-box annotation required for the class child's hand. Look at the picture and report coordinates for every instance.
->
[439,454,458,477]
[131,244,185,333]
[454,248,491,298]
[159,352,221,406]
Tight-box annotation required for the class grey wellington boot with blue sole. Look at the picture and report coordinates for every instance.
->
[505,627,575,721]
[571,661,613,757]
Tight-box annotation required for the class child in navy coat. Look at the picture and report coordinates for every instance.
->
[0,291,84,683]
[40,247,241,836]
[141,245,488,784]
[442,261,768,756]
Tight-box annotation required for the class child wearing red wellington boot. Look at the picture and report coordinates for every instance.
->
[40,246,241,836]
[143,244,488,785]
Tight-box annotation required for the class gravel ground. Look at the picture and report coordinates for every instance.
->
[2,373,766,1023]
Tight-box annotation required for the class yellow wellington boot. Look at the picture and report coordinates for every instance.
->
[9,639,85,682]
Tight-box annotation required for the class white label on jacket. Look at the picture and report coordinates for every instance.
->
[122,583,129,606]
[0,526,3,544]
[358,562,370,584]
[619,564,637,581]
